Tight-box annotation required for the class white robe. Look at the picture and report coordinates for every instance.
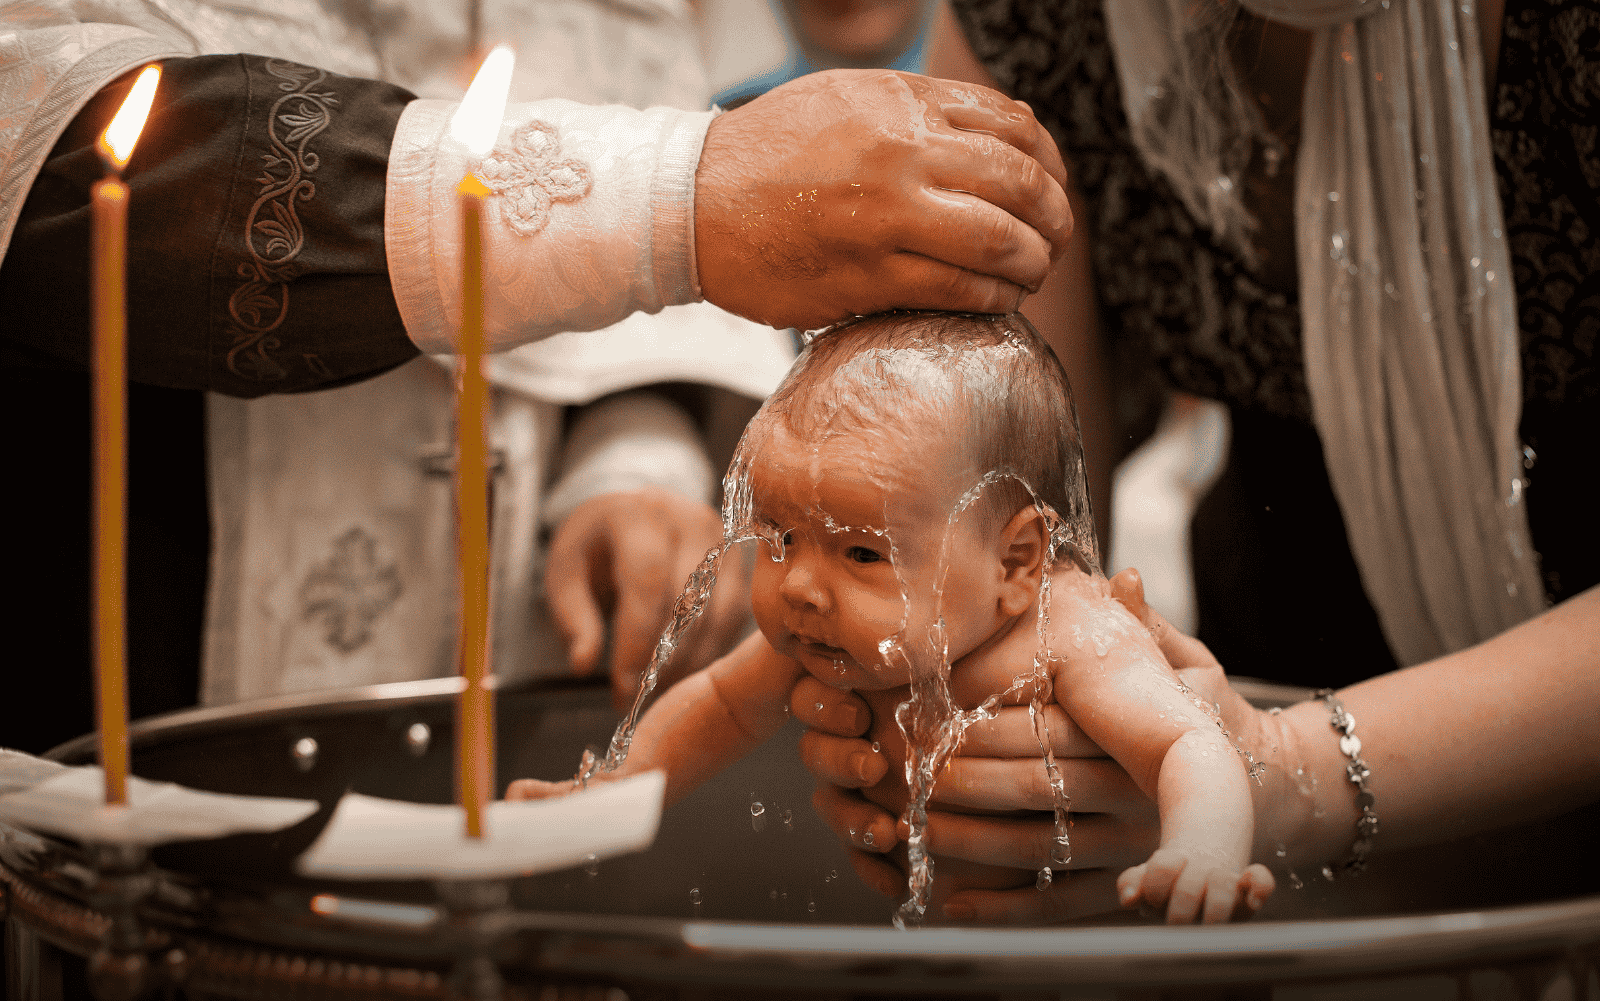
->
[0,0,796,704]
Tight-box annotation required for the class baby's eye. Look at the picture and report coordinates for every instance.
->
[846,546,884,565]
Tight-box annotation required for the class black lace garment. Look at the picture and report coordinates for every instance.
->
[953,0,1599,683]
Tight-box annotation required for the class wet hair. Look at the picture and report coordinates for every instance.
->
[744,311,1098,570]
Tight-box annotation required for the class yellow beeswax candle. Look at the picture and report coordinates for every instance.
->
[92,64,160,807]
[447,45,513,839]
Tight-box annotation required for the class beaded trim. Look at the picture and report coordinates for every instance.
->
[1313,688,1378,878]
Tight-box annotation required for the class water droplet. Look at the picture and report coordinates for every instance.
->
[815,702,825,712]
[781,808,794,830]
[1328,190,1340,202]
[1289,871,1304,890]
[583,854,599,877]
[1275,843,1288,858]
[862,831,874,846]
[689,887,702,905]
[870,741,881,753]
[1036,867,1053,890]
[751,796,768,832]
[1485,270,1495,282]
[1051,835,1071,867]
[828,869,838,882]
[807,900,816,913]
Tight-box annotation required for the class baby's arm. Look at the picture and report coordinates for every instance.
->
[507,631,805,806]
[1047,571,1273,923]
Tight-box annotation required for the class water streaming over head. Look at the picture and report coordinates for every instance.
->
[572,311,1109,927]
[893,469,1092,927]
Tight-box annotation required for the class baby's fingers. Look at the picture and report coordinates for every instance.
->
[1116,849,1187,918]
[504,778,571,801]
[1236,864,1275,918]
[1166,862,1221,925]
[1200,869,1244,925]
[1116,862,1151,909]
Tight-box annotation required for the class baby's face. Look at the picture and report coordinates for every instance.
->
[745,422,1002,690]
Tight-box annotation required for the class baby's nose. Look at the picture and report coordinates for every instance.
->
[779,559,831,612]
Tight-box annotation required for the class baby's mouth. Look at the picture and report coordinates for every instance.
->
[795,634,852,663]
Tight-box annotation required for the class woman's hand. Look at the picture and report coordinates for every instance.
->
[795,672,1159,923]
[794,569,1276,923]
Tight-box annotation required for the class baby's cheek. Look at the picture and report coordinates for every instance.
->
[748,563,788,642]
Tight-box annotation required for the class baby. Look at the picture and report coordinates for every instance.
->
[510,311,1274,924]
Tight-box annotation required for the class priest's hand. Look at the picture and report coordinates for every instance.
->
[695,69,1073,330]
[546,487,751,710]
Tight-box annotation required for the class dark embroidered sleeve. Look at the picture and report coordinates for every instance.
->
[0,55,420,397]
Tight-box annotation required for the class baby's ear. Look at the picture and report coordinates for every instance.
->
[997,506,1047,615]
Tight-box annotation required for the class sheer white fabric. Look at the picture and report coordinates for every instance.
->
[1104,0,1544,664]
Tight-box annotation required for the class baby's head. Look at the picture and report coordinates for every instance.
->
[726,311,1095,689]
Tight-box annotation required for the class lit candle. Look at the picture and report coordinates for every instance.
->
[447,45,514,839]
[92,65,161,808]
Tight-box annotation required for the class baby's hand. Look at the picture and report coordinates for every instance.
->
[504,778,575,801]
[1116,848,1274,924]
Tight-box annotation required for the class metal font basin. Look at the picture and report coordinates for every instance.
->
[3,678,1595,999]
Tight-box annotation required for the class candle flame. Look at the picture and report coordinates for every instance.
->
[100,65,161,170]
[448,45,515,159]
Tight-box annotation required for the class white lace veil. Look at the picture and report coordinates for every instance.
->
[1103,0,1546,665]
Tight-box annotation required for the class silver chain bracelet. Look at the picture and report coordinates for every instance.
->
[1312,688,1378,878]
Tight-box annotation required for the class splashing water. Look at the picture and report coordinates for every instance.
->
[566,313,1109,931]
[893,472,1093,929]
[1029,570,1075,871]
[573,545,725,788]
[1172,676,1267,785]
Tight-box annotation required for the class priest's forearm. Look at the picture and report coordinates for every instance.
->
[0,56,420,397]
